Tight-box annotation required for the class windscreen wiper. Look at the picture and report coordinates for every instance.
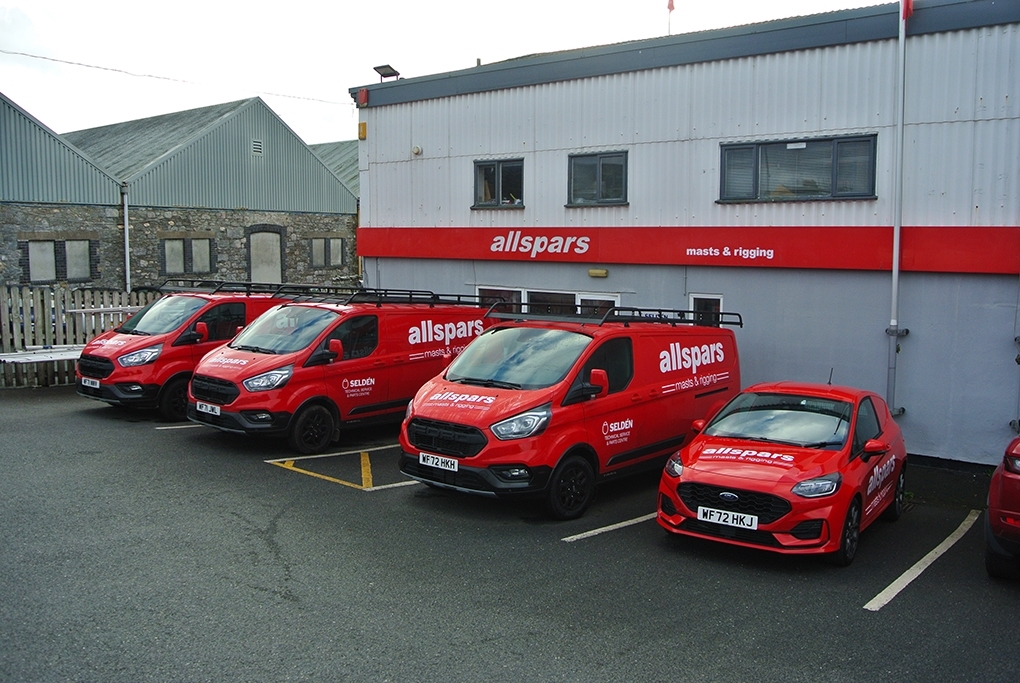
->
[451,376,521,390]
[232,344,277,354]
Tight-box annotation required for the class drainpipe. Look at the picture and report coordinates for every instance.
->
[121,182,131,293]
[886,4,909,415]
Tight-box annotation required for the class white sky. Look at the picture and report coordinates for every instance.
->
[0,0,882,144]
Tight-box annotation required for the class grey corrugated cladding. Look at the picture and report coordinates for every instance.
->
[0,91,120,205]
[64,98,356,214]
[310,140,359,198]
[348,0,1020,107]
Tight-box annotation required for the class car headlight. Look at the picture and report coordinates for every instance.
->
[491,404,552,440]
[242,365,293,392]
[117,344,163,367]
[663,452,684,478]
[792,472,842,498]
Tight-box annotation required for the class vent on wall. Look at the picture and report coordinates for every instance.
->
[252,139,264,155]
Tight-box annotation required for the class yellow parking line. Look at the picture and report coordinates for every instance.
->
[360,451,373,489]
[269,458,365,490]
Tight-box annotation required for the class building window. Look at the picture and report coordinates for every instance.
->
[720,135,877,202]
[23,239,95,283]
[162,238,214,275]
[473,159,523,208]
[689,293,723,327]
[65,240,91,280]
[192,239,212,273]
[478,287,618,318]
[567,152,627,206]
[165,239,185,274]
[311,238,346,268]
[28,241,56,282]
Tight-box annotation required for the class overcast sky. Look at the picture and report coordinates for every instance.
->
[1,0,882,144]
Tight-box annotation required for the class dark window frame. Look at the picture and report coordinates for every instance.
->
[310,237,347,268]
[719,135,877,203]
[567,151,628,207]
[472,158,524,209]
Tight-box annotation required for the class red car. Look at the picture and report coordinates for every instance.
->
[985,436,1020,579]
[657,381,907,565]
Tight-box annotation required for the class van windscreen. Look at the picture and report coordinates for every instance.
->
[231,305,339,355]
[446,326,591,390]
[117,295,206,335]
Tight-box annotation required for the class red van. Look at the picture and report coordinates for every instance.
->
[76,281,307,421]
[187,289,496,454]
[399,306,743,519]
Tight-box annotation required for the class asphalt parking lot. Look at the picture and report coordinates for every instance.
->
[2,386,1017,682]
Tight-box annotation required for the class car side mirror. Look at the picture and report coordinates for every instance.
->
[194,322,209,343]
[860,438,889,462]
[588,369,609,398]
[691,419,706,434]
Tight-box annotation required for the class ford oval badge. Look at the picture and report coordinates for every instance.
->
[719,491,739,503]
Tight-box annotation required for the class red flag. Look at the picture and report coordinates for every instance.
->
[902,0,913,21]
[668,0,675,12]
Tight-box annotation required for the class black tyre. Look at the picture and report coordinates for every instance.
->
[546,455,595,520]
[158,377,189,422]
[288,404,335,455]
[985,544,1020,580]
[880,467,906,522]
[829,498,861,567]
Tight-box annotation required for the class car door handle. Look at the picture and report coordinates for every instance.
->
[631,392,642,402]
[373,359,386,366]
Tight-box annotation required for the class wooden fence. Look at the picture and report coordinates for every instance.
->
[1,286,160,389]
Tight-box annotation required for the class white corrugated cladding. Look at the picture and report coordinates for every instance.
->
[360,23,1019,231]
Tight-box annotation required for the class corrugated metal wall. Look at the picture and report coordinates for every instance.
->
[128,104,357,214]
[0,96,120,205]
[360,23,1019,231]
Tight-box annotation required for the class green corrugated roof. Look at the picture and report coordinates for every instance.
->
[63,99,255,180]
[310,140,359,198]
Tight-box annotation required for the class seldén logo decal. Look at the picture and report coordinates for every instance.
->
[490,231,590,259]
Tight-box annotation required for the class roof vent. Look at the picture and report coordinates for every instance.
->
[252,139,264,155]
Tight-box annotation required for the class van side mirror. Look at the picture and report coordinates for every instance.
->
[860,438,889,462]
[589,369,609,398]
[328,338,344,361]
[194,322,209,343]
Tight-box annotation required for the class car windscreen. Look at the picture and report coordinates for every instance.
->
[116,295,206,336]
[445,326,592,391]
[230,305,339,355]
[704,392,852,449]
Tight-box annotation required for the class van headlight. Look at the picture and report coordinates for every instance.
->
[491,404,552,440]
[792,472,842,498]
[118,344,163,367]
[242,365,293,392]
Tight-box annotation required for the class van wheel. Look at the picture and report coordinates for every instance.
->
[158,377,189,422]
[546,455,595,520]
[828,498,861,567]
[881,468,906,522]
[288,405,335,455]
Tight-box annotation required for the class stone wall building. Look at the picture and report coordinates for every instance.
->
[1,92,358,290]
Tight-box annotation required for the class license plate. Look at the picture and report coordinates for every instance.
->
[697,506,758,530]
[419,452,458,472]
[81,377,100,389]
[196,401,221,416]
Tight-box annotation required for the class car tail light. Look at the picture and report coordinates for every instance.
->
[1001,515,1020,529]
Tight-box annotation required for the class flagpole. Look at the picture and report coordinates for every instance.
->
[886,0,910,415]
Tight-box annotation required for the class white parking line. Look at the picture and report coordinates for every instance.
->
[363,480,420,492]
[863,509,981,612]
[562,513,658,543]
[155,424,206,430]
